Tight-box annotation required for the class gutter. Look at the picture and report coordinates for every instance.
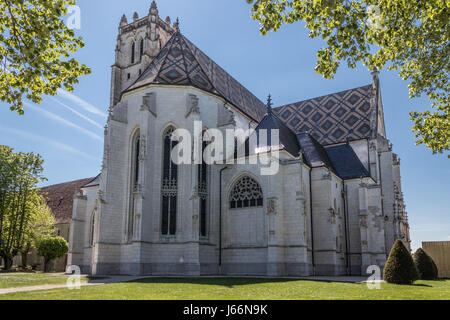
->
[342,182,350,275]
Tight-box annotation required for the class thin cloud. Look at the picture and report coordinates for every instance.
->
[57,88,107,118]
[51,97,104,129]
[24,102,103,142]
[0,127,99,161]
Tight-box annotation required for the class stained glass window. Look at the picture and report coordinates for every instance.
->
[229,176,263,209]
[161,127,178,235]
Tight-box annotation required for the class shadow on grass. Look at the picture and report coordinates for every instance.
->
[125,277,362,288]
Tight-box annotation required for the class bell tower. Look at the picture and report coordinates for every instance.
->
[110,1,175,107]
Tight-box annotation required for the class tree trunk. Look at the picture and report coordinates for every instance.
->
[21,252,28,269]
[44,259,49,273]
[3,256,13,271]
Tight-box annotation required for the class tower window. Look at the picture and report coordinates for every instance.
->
[140,39,144,61]
[131,42,135,64]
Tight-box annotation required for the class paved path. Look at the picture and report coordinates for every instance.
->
[0,275,149,295]
[0,275,380,295]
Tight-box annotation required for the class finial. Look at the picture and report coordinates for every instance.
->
[120,14,127,25]
[133,12,139,21]
[165,16,171,25]
[174,17,180,31]
[371,68,380,91]
[371,68,380,78]
[266,94,273,114]
[150,1,158,15]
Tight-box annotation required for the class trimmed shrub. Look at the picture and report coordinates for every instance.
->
[37,236,68,272]
[383,240,418,284]
[414,248,438,280]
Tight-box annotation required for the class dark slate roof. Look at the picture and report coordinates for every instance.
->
[325,144,370,180]
[296,133,335,170]
[124,31,267,122]
[274,85,374,145]
[81,174,101,188]
[39,178,94,224]
[246,110,300,157]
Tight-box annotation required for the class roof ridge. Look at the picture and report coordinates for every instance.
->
[178,33,219,95]
[40,177,94,189]
[274,84,372,109]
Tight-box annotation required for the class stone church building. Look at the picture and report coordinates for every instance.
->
[68,2,410,276]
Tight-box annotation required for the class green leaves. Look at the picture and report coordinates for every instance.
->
[0,145,47,269]
[247,0,450,155]
[0,0,90,115]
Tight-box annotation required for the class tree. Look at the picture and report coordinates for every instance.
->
[413,248,438,280]
[247,0,449,155]
[19,194,55,268]
[383,239,419,284]
[0,0,91,115]
[0,145,46,270]
[37,236,68,272]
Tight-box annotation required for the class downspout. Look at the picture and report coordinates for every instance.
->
[377,151,387,257]
[218,165,228,270]
[309,168,315,275]
[342,182,350,275]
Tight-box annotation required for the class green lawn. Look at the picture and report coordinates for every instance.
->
[0,272,91,289]
[1,277,449,300]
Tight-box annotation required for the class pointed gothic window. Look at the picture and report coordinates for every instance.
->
[128,131,140,240]
[139,39,144,61]
[229,176,263,209]
[131,42,135,64]
[161,127,178,235]
[89,211,96,247]
[198,140,208,237]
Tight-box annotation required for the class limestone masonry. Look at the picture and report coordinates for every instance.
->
[67,1,410,276]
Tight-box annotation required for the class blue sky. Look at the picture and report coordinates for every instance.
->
[0,0,448,251]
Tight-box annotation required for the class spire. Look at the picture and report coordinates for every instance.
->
[266,94,273,114]
[133,12,139,21]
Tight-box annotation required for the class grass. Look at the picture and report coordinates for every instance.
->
[0,277,449,300]
[0,272,92,289]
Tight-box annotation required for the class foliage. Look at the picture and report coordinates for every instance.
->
[383,240,418,284]
[36,236,68,272]
[19,194,55,267]
[413,248,438,280]
[0,0,91,114]
[0,145,46,270]
[247,0,449,155]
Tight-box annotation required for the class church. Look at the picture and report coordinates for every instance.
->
[67,1,410,276]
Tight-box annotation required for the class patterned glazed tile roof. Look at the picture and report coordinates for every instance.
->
[274,85,374,145]
[39,178,94,224]
[124,31,267,122]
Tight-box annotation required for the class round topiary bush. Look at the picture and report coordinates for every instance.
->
[37,236,69,272]
[383,239,418,284]
[413,248,438,280]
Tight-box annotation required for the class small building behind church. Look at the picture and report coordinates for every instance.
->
[66,1,411,276]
